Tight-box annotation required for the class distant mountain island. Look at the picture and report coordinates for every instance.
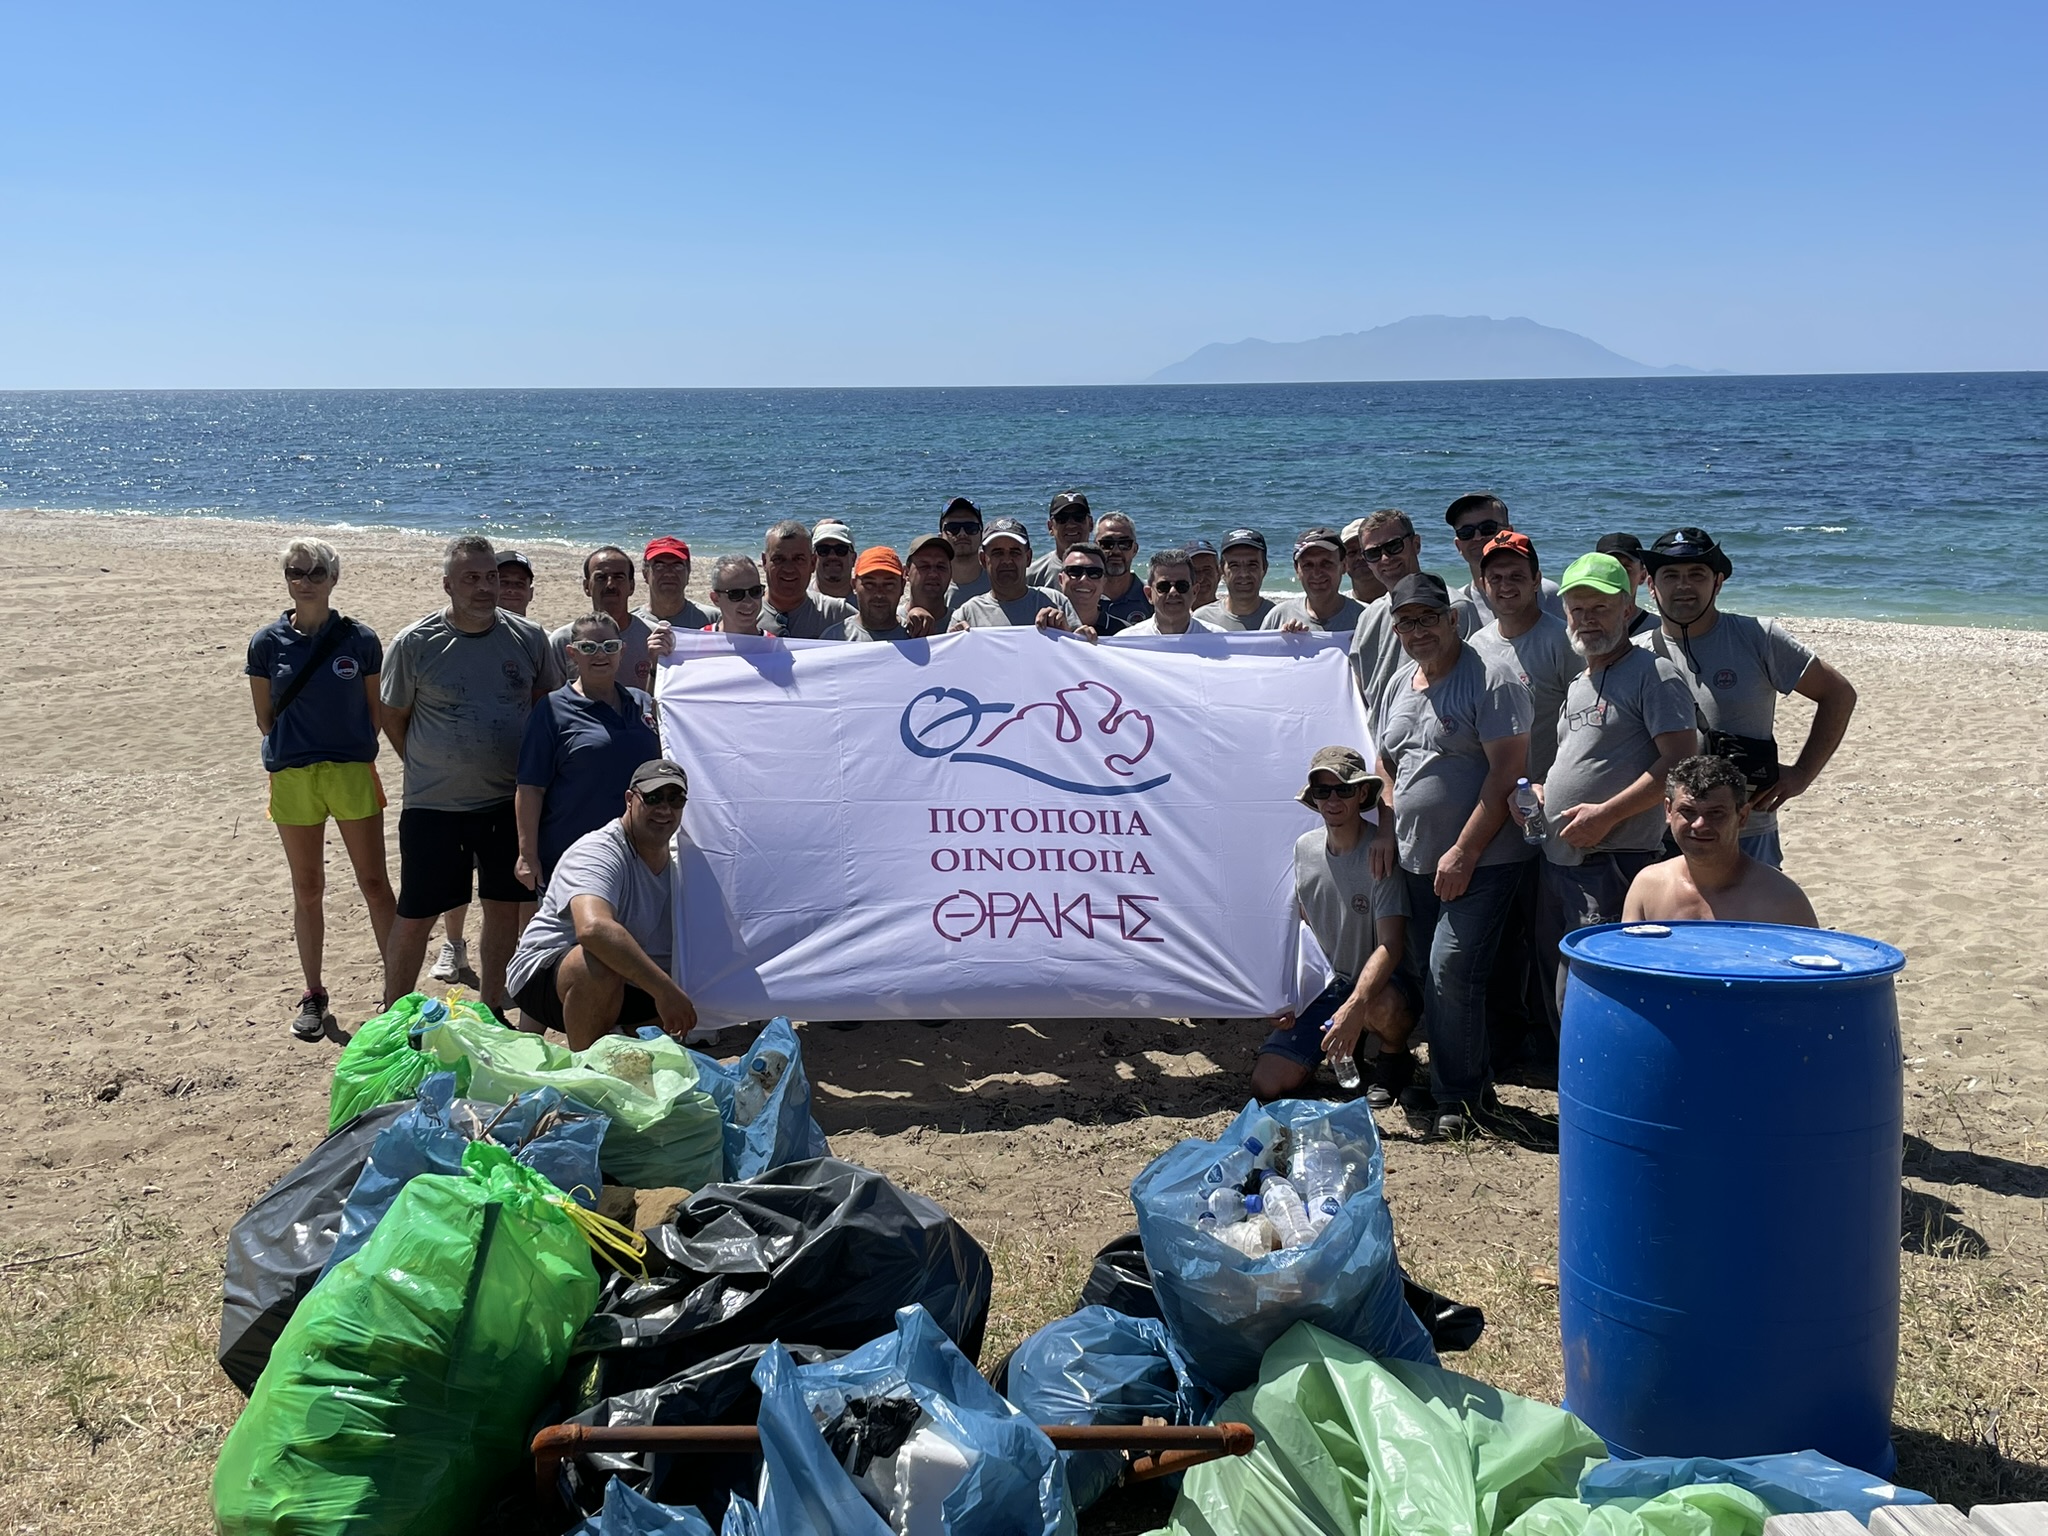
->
[1149,314,1719,384]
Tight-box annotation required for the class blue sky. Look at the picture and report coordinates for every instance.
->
[2,2,2042,386]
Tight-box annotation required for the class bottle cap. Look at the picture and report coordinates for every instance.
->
[1244,1194,1263,1214]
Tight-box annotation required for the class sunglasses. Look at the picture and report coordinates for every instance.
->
[636,788,687,808]
[717,584,766,601]
[943,520,982,536]
[1306,781,1364,801]
[814,543,853,557]
[1151,578,1192,595]
[1455,519,1504,543]
[565,637,624,656]
[284,566,330,583]
[1097,535,1136,550]
[1360,536,1410,563]
[1051,508,1091,525]
[1061,564,1105,580]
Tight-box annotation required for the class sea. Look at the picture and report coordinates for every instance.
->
[3,373,2042,627]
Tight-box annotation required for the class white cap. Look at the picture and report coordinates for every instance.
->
[1341,517,1369,544]
[811,519,854,546]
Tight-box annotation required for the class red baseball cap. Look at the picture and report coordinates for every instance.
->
[644,536,691,562]
[1480,529,1537,568]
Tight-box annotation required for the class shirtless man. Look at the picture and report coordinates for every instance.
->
[1623,755,1818,926]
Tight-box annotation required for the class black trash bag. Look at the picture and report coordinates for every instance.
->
[552,1341,844,1521]
[215,1101,411,1393]
[574,1158,993,1399]
[1075,1230,1486,1354]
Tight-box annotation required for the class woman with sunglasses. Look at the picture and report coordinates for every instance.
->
[246,538,396,1040]
[705,554,767,635]
[515,611,660,891]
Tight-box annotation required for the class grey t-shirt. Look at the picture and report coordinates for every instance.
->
[1026,550,1092,587]
[950,587,1078,629]
[506,820,674,998]
[1194,597,1276,632]
[761,592,855,640]
[1349,594,1483,731]
[944,571,992,607]
[551,613,656,694]
[1294,827,1412,982]
[1378,645,1535,875]
[1454,576,1566,626]
[1634,613,1816,838]
[1469,615,1584,782]
[1542,647,1698,859]
[634,599,715,634]
[1258,593,1366,634]
[823,614,911,642]
[382,609,561,811]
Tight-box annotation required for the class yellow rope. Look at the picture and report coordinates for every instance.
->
[555,1189,650,1280]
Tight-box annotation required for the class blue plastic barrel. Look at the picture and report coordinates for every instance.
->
[1558,920,1906,1477]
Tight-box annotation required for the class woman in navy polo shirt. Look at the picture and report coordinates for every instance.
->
[515,611,662,891]
[246,538,398,1040]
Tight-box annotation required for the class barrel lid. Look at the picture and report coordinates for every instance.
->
[1562,920,1905,982]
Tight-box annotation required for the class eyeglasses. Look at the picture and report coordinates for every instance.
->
[716,584,766,601]
[1097,535,1136,550]
[1359,536,1409,563]
[636,788,687,808]
[1394,611,1447,634]
[565,637,624,656]
[284,566,330,583]
[1051,509,1090,525]
[1455,519,1504,543]
[1306,782,1364,801]
[1061,564,1105,580]
[1151,578,1192,595]
[814,543,853,557]
[943,520,982,536]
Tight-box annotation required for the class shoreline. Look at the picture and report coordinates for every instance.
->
[7,504,2042,634]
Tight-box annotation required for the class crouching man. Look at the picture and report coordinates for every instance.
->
[506,758,699,1049]
[1253,747,1424,1108]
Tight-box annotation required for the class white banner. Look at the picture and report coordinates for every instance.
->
[656,627,1370,1026]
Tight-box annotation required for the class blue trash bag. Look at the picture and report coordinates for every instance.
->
[1581,1451,1934,1522]
[686,1017,831,1180]
[1130,1097,1435,1391]
[754,1305,1075,1536]
[320,1071,608,1277]
[1003,1306,1221,1513]
[569,1479,716,1536]
[720,1497,764,1536]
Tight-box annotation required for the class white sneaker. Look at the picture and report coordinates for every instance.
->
[429,939,469,983]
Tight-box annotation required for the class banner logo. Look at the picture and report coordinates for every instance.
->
[900,681,1169,796]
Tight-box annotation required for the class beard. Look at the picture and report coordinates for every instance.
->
[1569,624,1620,659]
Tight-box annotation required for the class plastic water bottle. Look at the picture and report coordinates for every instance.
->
[1259,1173,1317,1249]
[1206,1187,1249,1224]
[731,1048,788,1127]
[1245,1115,1290,1173]
[1332,1048,1362,1091]
[1513,778,1546,845]
[1292,1134,1353,1233]
[1210,1219,1271,1258]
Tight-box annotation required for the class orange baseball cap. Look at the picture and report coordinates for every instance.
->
[1480,529,1537,568]
[853,546,905,579]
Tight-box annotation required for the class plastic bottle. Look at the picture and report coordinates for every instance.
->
[1211,1215,1275,1258]
[1513,778,1546,845]
[1259,1172,1317,1249]
[1246,1115,1290,1174]
[1292,1133,1353,1233]
[732,1048,789,1127]
[1333,1049,1363,1091]
[1206,1187,1249,1224]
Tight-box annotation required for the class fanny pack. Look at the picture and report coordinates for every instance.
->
[1648,629,1781,795]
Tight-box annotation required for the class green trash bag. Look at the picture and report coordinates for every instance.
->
[327,993,466,1134]
[1157,1321,1608,1536]
[213,1140,600,1536]
[421,1003,724,1191]
[1507,1485,1771,1536]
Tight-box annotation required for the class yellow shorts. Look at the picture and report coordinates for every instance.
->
[267,761,386,826]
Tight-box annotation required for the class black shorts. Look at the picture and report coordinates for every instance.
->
[512,953,660,1037]
[396,803,535,918]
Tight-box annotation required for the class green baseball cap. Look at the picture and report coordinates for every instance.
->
[1558,552,1631,596]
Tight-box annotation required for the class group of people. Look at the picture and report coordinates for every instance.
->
[246,488,1855,1143]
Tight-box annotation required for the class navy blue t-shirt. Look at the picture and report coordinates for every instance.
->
[1098,579,1154,626]
[245,612,385,773]
[517,684,662,875]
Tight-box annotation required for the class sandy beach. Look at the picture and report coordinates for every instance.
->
[1,506,2042,1531]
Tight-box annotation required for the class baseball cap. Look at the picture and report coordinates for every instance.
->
[1480,529,1538,569]
[643,536,691,563]
[812,519,854,548]
[1049,490,1091,517]
[906,532,954,562]
[1185,537,1218,558]
[1643,526,1733,578]
[495,548,534,574]
[981,517,1031,551]
[1558,552,1632,596]
[629,759,689,795]
[1296,745,1384,810]
[1595,532,1643,559]
[1341,517,1369,544]
[853,546,905,579]
[941,496,982,522]
[1388,572,1452,612]
[1293,526,1344,559]
[1221,527,1268,556]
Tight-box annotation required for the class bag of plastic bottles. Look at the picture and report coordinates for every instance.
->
[753,1306,1074,1536]
[321,1070,608,1277]
[1577,1451,1933,1522]
[326,992,462,1133]
[1002,1306,1219,1513]
[568,1479,716,1536]
[1130,1098,1433,1391]
[687,1016,831,1180]
[212,1141,603,1536]
[420,1000,724,1190]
